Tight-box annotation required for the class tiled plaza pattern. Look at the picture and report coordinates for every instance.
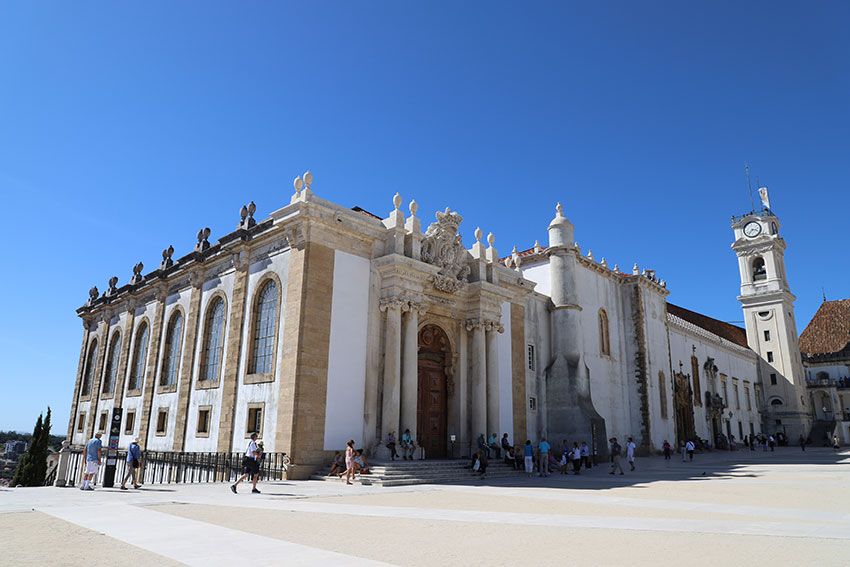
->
[2,448,848,566]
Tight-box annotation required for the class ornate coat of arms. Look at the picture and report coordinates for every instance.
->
[421,208,471,293]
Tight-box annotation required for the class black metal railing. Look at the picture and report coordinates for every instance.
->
[54,449,290,487]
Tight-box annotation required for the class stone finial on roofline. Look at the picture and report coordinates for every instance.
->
[130,262,144,285]
[160,245,175,270]
[107,276,119,296]
[632,263,639,275]
[196,227,211,252]
[87,286,99,306]
[239,201,257,230]
[291,170,314,203]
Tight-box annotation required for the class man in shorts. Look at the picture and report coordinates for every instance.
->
[231,433,261,494]
[81,432,103,491]
[120,438,143,490]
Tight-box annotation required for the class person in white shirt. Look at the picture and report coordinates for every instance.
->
[685,439,696,461]
[571,443,582,475]
[626,437,637,471]
[231,433,262,494]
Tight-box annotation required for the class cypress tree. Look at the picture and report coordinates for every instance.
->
[10,407,51,487]
[11,413,42,486]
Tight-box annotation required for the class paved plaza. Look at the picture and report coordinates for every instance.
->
[2,447,848,566]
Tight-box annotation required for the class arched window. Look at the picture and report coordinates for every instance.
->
[128,322,149,391]
[200,298,226,382]
[160,311,183,387]
[752,257,767,282]
[770,398,784,406]
[249,280,278,374]
[598,308,610,356]
[81,339,98,396]
[102,332,121,394]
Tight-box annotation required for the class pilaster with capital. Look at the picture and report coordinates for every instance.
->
[466,318,487,440]
[401,300,427,439]
[484,319,504,437]
[380,296,405,444]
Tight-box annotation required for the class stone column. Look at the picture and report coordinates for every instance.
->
[217,251,251,452]
[138,289,168,446]
[456,326,469,456]
[66,320,92,441]
[485,320,502,438]
[467,319,487,443]
[172,271,204,451]
[380,297,403,446]
[400,302,423,439]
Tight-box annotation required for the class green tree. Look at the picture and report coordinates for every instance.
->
[11,407,52,487]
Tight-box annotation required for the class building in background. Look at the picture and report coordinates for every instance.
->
[800,299,850,444]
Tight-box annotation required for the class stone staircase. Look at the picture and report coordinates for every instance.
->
[310,459,523,487]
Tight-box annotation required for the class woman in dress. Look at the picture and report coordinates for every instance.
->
[339,439,356,485]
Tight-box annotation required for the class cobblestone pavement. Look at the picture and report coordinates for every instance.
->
[2,447,848,566]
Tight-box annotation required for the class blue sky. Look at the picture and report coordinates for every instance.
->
[1,2,848,432]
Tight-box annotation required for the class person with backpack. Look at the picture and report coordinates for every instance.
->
[538,437,551,477]
[662,440,672,462]
[120,438,143,490]
[609,438,624,475]
[231,432,262,494]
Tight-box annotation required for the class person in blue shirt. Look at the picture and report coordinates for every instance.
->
[523,440,534,477]
[120,439,143,490]
[538,437,551,477]
[81,432,102,491]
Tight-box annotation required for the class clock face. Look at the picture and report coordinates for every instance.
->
[743,222,762,238]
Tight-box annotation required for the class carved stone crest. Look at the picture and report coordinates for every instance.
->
[420,208,470,293]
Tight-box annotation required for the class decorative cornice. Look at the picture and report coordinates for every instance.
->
[667,312,758,359]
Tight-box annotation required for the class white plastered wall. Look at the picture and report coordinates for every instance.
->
[323,250,371,450]
[497,301,514,438]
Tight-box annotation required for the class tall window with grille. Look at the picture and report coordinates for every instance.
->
[200,298,226,382]
[160,311,183,387]
[690,355,702,406]
[102,332,121,394]
[598,308,610,356]
[658,371,668,419]
[81,339,98,396]
[249,280,278,375]
[128,322,149,391]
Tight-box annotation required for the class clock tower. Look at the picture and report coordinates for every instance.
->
[731,196,810,440]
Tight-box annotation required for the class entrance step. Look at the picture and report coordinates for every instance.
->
[309,459,523,487]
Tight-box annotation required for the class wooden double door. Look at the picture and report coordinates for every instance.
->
[416,325,450,459]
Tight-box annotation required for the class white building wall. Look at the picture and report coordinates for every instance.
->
[498,301,514,438]
[323,251,370,450]
[145,290,191,451]
[642,289,676,449]
[183,266,235,452]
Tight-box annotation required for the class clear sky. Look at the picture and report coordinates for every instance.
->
[1,2,848,432]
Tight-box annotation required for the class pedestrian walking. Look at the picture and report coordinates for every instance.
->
[662,440,672,462]
[768,435,776,452]
[685,439,695,461]
[80,432,103,491]
[609,438,624,475]
[798,435,806,452]
[523,440,534,476]
[749,434,756,451]
[833,435,840,450]
[626,436,637,471]
[120,438,142,490]
[231,433,262,494]
[340,439,356,485]
[538,437,551,477]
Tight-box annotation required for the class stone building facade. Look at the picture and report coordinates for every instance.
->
[67,174,812,477]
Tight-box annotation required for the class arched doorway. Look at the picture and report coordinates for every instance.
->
[418,324,450,458]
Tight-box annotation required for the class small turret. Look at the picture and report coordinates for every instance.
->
[548,202,574,248]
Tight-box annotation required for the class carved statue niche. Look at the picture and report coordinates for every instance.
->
[420,208,471,293]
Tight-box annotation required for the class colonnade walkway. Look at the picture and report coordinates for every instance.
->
[2,447,848,566]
